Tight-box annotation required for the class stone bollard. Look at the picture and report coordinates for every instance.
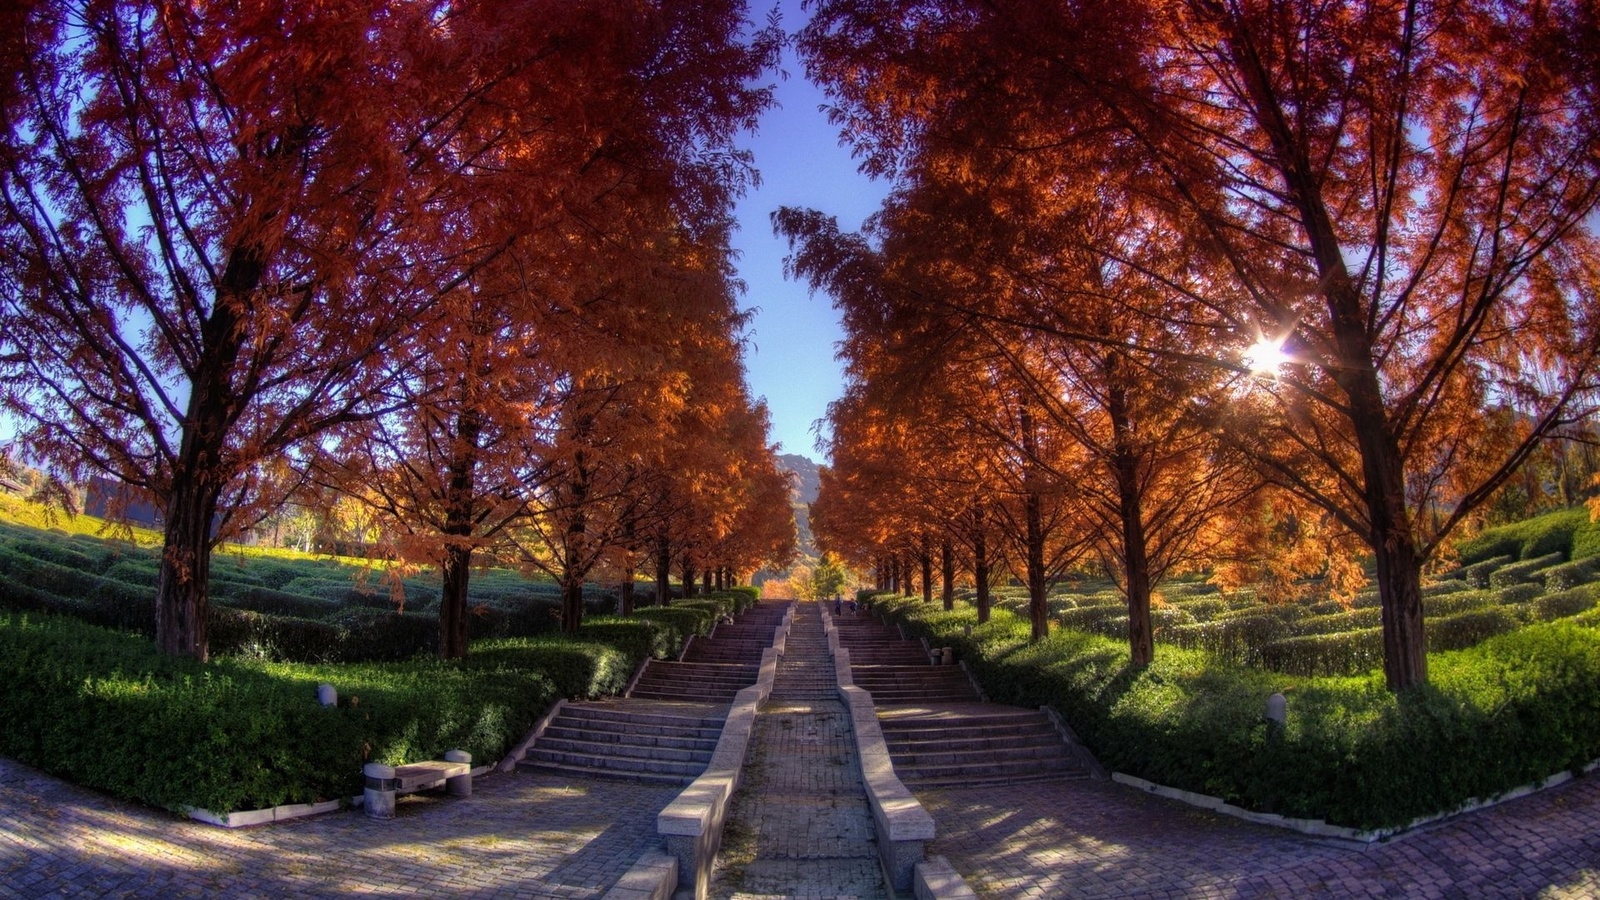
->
[1264,692,1287,744]
[316,683,337,707]
[364,762,397,819]
[940,647,954,666]
[445,749,473,797]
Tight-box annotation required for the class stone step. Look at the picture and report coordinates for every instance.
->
[631,685,746,702]
[896,749,1081,778]
[519,758,698,786]
[534,735,715,764]
[542,724,721,749]
[881,723,1058,745]
[526,746,709,777]
[886,741,1071,767]
[557,703,726,731]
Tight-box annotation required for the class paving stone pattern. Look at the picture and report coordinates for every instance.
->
[707,603,887,900]
[0,758,677,899]
[919,772,1600,899]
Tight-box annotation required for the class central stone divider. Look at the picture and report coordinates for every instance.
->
[652,601,793,899]
[821,604,957,897]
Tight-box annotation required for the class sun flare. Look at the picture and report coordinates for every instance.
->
[1243,335,1290,376]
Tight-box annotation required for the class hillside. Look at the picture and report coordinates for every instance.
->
[776,453,820,557]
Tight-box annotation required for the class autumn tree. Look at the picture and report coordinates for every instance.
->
[0,0,780,659]
[1,0,498,658]
[799,0,1600,690]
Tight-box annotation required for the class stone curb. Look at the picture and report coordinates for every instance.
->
[601,850,678,900]
[1112,756,1600,843]
[655,602,792,898]
[496,698,568,773]
[823,604,936,891]
[915,854,979,900]
[185,764,494,828]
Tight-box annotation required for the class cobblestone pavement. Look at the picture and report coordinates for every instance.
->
[0,756,679,899]
[707,603,887,900]
[919,772,1600,899]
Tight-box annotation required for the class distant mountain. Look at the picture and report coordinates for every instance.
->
[776,453,821,557]
[777,453,821,506]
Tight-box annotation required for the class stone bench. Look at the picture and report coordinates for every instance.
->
[363,750,471,819]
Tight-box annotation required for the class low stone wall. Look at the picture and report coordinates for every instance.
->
[838,680,935,890]
[822,604,939,891]
[655,603,794,900]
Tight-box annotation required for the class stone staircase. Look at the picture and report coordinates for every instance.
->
[519,700,726,785]
[835,616,982,704]
[836,609,1092,787]
[519,600,789,784]
[629,601,788,703]
[876,705,1090,786]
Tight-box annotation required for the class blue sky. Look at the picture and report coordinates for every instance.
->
[731,2,890,462]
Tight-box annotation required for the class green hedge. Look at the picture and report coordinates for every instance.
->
[868,593,1600,829]
[1488,553,1564,588]
[459,638,632,700]
[0,611,563,814]
[633,606,716,644]
[1458,508,1589,564]
[578,617,677,662]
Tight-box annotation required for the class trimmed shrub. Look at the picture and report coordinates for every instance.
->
[461,638,631,700]
[1422,579,1473,597]
[0,611,559,815]
[1286,607,1384,637]
[1457,508,1588,564]
[1427,607,1521,652]
[1260,628,1383,677]
[1488,553,1563,588]
[1493,582,1544,605]
[1527,585,1600,622]
[1540,556,1600,592]
[1462,556,1513,588]
[577,617,676,662]
[209,608,348,662]
[869,593,1600,830]
[633,606,715,645]
[1171,597,1229,622]
[1422,590,1497,617]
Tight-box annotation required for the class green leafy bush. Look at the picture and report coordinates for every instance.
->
[0,611,650,815]
[868,593,1600,829]
[460,638,631,699]
[1462,555,1514,588]
[578,617,676,662]
[1260,628,1383,677]
[1541,556,1600,592]
[1457,508,1588,565]
[1427,607,1521,651]
[1488,553,1564,588]
[1526,585,1600,622]
[633,606,716,643]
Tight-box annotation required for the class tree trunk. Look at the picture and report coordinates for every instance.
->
[559,453,590,636]
[1020,405,1049,641]
[920,534,934,603]
[656,534,673,606]
[1222,19,1427,689]
[702,569,712,594]
[940,539,955,611]
[155,256,255,660]
[155,474,222,660]
[1108,379,1154,668]
[434,541,473,657]
[437,410,482,658]
[619,576,635,616]
[973,525,991,624]
[681,557,697,599]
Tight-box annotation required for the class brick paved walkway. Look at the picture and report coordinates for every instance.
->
[0,756,678,899]
[919,772,1600,898]
[707,602,886,900]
